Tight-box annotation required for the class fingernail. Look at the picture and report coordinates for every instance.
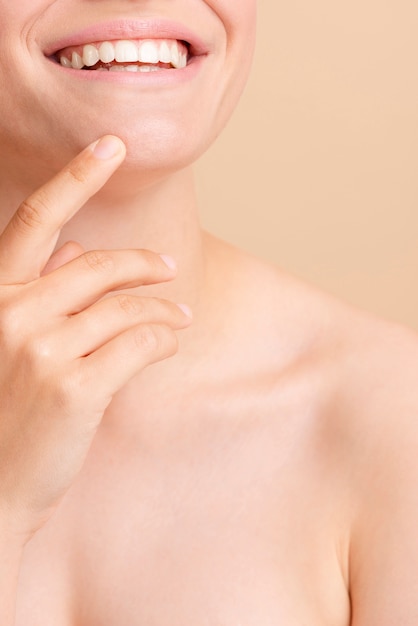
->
[159,254,177,271]
[177,303,193,318]
[91,135,124,160]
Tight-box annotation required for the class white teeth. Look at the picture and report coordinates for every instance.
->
[170,42,180,68]
[98,41,115,63]
[115,40,138,63]
[82,44,99,67]
[71,51,84,69]
[138,41,159,64]
[159,41,171,64]
[60,39,188,71]
[60,56,72,68]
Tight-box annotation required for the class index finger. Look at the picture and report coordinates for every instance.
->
[0,135,126,284]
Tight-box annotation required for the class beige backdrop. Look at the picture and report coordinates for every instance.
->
[195,0,418,331]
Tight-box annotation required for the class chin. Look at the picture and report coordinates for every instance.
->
[68,111,215,174]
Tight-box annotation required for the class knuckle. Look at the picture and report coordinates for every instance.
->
[83,250,115,274]
[134,324,178,358]
[46,370,79,414]
[0,300,26,344]
[133,324,160,352]
[14,193,49,233]
[23,335,55,369]
[115,294,145,318]
[65,161,89,186]
[53,369,83,412]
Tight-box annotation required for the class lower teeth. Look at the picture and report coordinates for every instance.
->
[99,64,162,72]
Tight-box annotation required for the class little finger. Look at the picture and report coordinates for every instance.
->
[79,323,180,397]
[56,295,192,358]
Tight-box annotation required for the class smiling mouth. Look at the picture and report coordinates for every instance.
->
[54,38,190,72]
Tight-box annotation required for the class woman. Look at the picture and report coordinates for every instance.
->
[1,0,417,624]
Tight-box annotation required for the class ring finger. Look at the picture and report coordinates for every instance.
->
[50,294,192,359]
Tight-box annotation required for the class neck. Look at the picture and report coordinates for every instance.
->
[0,164,213,418]
[0,162,206,308]
[55,165,206,309]
[0,162,219,430]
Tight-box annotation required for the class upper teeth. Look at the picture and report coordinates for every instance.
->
[58,39,188,70]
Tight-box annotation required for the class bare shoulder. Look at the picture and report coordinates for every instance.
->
[231,236,418,457]
[332,310,418,623]
[206,235,418,621]
[238,245,418,624]
[205,234,418,478]
[205,233,418,464]
[236,241,418,623]
[206,233,418,392]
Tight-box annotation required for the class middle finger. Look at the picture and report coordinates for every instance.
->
[24,249,177,316]
[48,294,192,359]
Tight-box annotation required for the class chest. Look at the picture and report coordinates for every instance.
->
[15,413,350,626]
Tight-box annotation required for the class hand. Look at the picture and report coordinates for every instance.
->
[0,136,191,543]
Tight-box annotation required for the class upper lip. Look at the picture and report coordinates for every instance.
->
[43,18,208,58]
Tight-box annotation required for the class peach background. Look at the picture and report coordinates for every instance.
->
[195,0,418,331]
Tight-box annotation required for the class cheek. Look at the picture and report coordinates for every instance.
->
[205,0,257,135]
[0,0,257,176]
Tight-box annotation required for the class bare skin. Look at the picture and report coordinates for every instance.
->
[1,1,418,624]
[1,143,417,624]
[10,228,418,626]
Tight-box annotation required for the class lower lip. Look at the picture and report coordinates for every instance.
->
[47,54,205,86]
